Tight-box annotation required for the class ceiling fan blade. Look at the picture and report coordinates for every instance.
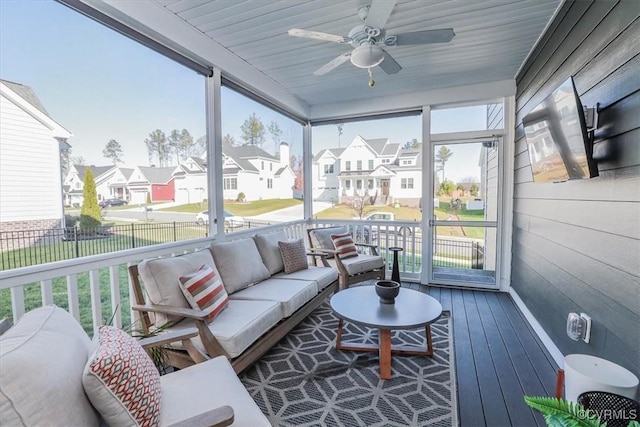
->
[393,29,455,45]
[313,53,352,76]
[378,50,401,75]
[364,0,397,29]
[288,28,346,43]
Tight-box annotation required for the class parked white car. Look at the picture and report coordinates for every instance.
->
[196,210,244,228]
[352,211,403,242]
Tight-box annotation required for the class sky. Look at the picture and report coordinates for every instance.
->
[0,0,491,183]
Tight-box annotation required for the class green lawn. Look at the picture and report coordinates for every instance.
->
[0,265,133,336]
[225,199,302,216]
[313,202,485,239]
[314,205,422,221]
[162,199,302,216]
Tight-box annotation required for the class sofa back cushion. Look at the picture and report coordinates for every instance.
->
[138,248,217,324]
[253,230,288,275]
[309,226,348,258]
[0,306,99,426]
[211,238,271,294]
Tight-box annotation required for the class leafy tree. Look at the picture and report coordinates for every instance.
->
[435,145,453,182]
[267,121,282,155]
[179,129,194,159]
[336,124,343,148]
[102,139,123,164]
[195,135,207,156]
[240,113,266,146]
[168,129,181,163]
[79,168,101,229]
[470,183,479,197]
[144,129,169,166]
[403,138,420,149]
[456,183,466,195]
[439,180,455,197]
[164,129,196,163]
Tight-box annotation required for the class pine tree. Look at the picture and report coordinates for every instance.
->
[80,168,101,229]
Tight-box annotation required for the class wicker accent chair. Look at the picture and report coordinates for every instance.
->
[307,225,385,289]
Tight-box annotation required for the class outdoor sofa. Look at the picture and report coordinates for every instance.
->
[130,229,339,373]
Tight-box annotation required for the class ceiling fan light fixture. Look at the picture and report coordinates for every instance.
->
[350,44,385,68]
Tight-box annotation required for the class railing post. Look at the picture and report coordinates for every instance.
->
[74,225,80,258]
[173,222,177,241]
[131,223,135,248]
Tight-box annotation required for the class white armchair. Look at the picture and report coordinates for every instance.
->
[0,305,270,426]
[307,226,385,289]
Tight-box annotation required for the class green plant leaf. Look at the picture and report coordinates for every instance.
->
[524,396,605,427]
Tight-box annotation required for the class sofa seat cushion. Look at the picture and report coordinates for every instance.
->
[229,278,317,318]
[273,267,338,293]
[183,299,282,358]
[138,248,216,324]
[340,254,385,275]
[160,355,270,426]
[211,238,270,294]
[0,306,98,427]
[253,230,288,275]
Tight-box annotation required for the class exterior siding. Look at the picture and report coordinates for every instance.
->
[513,0,639,380]
[151,180,175,201]
[0,95,63,225]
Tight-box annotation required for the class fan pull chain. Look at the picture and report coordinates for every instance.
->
[368,67,375,87]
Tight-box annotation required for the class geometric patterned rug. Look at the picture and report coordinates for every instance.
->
[240,300,457,426]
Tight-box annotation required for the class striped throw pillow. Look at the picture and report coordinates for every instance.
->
[178,265,229,323]
[331,232,358,259]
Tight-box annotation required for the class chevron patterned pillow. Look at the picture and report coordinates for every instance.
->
[83,326,161,427]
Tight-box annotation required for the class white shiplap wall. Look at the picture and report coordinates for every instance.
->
[0,95,64,223]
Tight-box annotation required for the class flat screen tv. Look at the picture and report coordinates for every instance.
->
[523,77,598,183]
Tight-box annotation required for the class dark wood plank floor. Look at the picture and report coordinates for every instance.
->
[404,282,560,427]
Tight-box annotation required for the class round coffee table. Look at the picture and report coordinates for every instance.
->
[330,286,443,380]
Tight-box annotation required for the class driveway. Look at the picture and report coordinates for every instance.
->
[246,201,332,223]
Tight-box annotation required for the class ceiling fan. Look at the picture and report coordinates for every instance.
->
[288,0,455,86]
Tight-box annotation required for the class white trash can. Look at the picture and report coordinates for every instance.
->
[564,354,639,402]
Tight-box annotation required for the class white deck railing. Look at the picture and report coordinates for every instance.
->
[0,219,422,333]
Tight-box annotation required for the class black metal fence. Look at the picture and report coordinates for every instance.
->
[0,220,274,271]
[433,238,484,269]
[1,220,483,271]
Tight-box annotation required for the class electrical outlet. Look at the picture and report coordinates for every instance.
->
[580,313,591,343]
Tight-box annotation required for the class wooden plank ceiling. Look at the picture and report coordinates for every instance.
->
[156,0,561,107]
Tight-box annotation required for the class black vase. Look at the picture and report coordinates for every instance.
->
[375,280,400,304]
